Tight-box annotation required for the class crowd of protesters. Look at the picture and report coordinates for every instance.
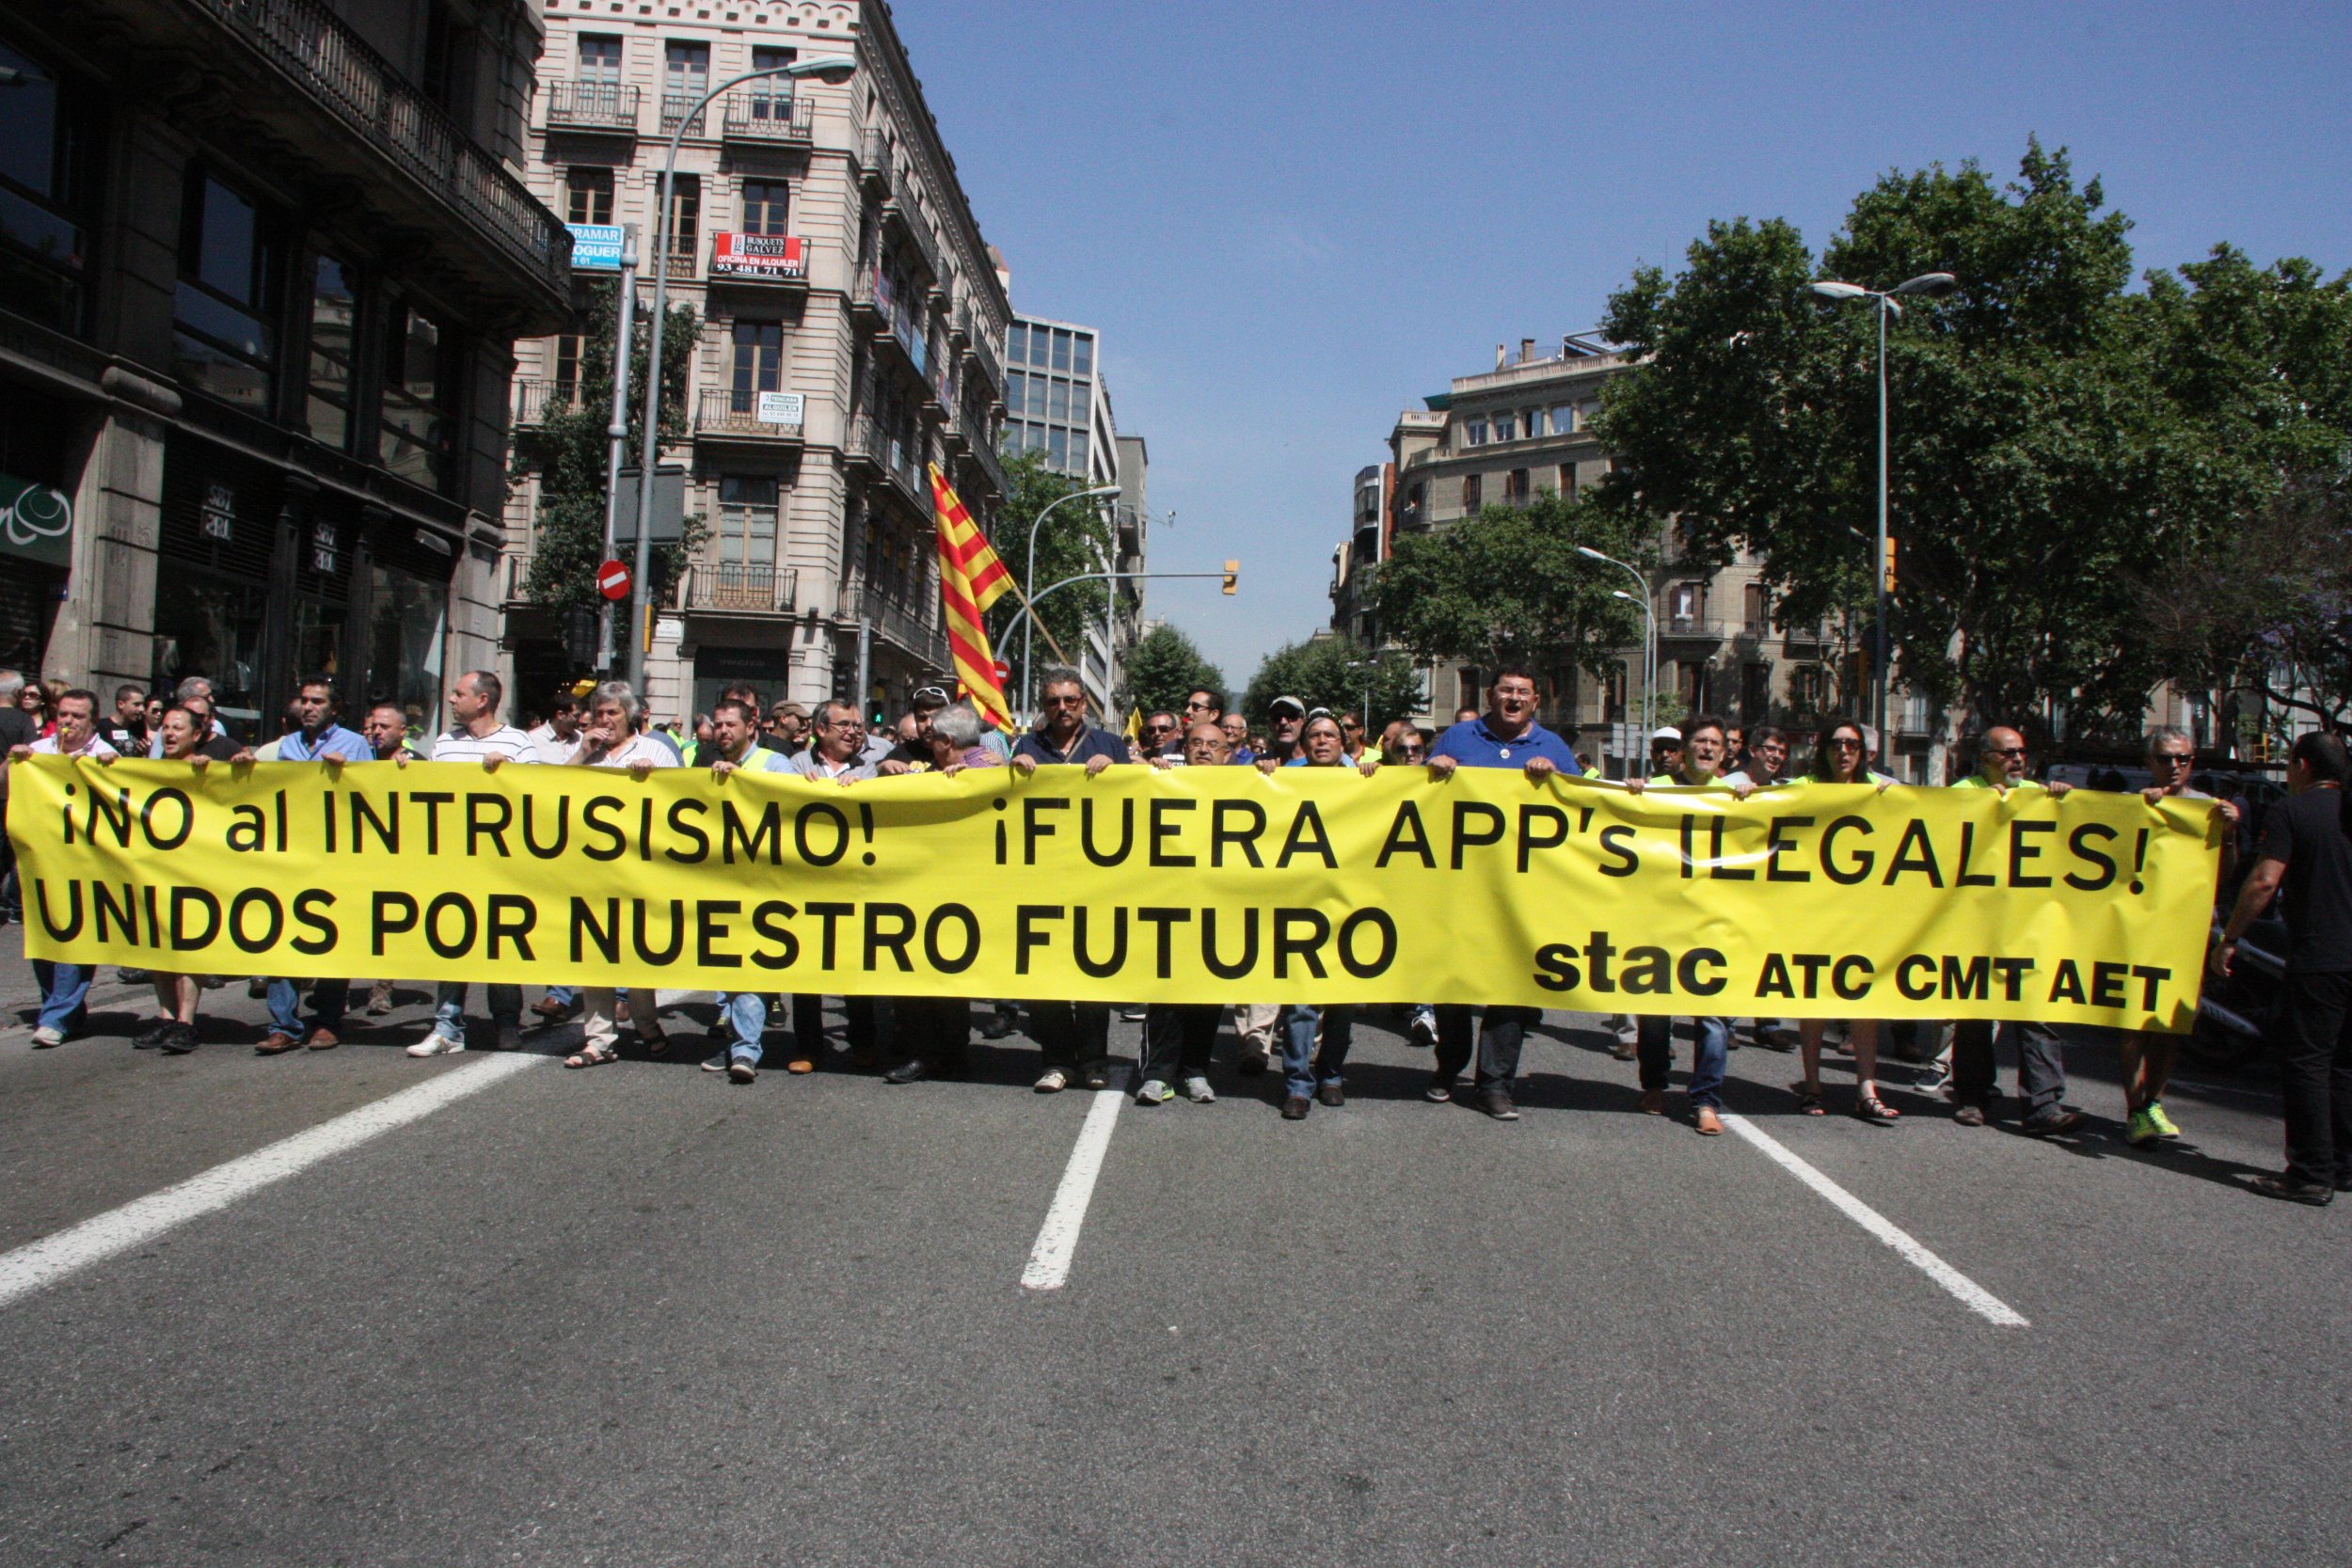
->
[5,660,2348,1207]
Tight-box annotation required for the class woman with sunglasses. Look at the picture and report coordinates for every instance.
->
[1788,717,1899,1122]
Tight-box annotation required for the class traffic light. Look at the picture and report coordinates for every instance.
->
[831,661,853,703]
[1222,559,1239,595]
[1883,536,1899,594]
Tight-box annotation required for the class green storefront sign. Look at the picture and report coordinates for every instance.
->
[0,472,72,568]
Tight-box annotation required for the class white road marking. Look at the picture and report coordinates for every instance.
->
[0,1053,539,1310]
[1020,1073,1130,1291]
[1720,1113,2030,1328]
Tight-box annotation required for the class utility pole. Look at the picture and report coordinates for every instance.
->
[596,223,637,674]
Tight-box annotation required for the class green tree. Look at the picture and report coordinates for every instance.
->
[516,282,706,616]
[1241,635,1422,732]
[1123,624,1226,718]
[1592,140,2352,737]
[985,450,1112,705]
[1366,490,1645,679]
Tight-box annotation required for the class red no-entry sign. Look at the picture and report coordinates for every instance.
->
[993,659,1010,685]
[596,559,631,601]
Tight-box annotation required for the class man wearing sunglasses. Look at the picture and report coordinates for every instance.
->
[1947,726,2081,1132]
[1010,668,1126,1091]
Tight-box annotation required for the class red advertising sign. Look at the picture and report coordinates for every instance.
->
[710,231,806,279]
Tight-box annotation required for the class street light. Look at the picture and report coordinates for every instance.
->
[1804,270,1956,735]
[1579,544,1656,753]
[626,53,857,690]
[1023,483,1119,718]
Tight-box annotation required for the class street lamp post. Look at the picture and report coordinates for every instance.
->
[1021,483,1119,718]
[595,222,639,673]
[626,54,856,692]
[1578,544,1656,759]
[1804,271,1957,738]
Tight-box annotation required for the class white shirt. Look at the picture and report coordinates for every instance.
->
[569,733,677,770]
[431,724,540,766]
[32,733,120,760]
[527,721,582,766]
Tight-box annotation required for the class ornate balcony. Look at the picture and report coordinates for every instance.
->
[721,90,813,145]
[684,562,798,614]
[545,81,640,135]
[694,386,805,443]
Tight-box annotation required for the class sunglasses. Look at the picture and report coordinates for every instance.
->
[1987,746,2027,758]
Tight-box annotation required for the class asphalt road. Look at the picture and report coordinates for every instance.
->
[1,926,2344,1567]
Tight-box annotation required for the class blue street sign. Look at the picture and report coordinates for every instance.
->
[566,223,625,271]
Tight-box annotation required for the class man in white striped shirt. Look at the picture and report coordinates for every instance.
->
[407,671,537,1056]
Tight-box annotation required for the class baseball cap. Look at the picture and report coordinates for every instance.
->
[1268,695,1306,718]
[1651,726,1683,743]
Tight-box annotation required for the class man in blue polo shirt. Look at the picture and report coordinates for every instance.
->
[251,676,373,1053]
[1011,667,1126,1091]
[1424,665,1580,1120]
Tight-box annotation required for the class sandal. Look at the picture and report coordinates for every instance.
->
[1852,1092,1900,1126]
[564,1043,619,1069]
[1692,1104,1724,1136]
[1792,1081,1826,1116]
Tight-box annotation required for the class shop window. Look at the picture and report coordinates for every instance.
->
[379,297,456,492]
[366,562,445,733]
[304,253,359,450]
[565,166,613,226]
[0,41,92,336]
[175,171,284,414]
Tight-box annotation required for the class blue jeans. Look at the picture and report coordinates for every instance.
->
[545,985,577,1007]
[1637,1015,1731,1109]
[726,990,770,1066]
[434,981,522,1043]
[1282,1003,1354,1099]
[268,978,348,1035]
[34,960,89,1037]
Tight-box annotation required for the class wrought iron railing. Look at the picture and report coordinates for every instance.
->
[853,414,925,508]
[660,90,710,137]
[191,0,571,295]
[721,90,812,143]
[545,81,640,133]
[686,561,797,612]
[695,386,803,437]
[859,586,948,669]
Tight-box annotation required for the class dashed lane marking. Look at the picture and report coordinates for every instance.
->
[1020,1071,1131,1291]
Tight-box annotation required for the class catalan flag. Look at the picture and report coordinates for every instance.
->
[930,464,1015,732]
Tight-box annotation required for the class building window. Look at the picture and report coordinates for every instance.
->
[1675,659,1708,709]
[1007,322,1026,364]
[1557,463,1576,499]
[1740,662,1770,720]
[1461,473,1481,511]
[662,40,709,133]
[1604,662,1628,723]
[1550,402,1576,436]
[716,474,778,568]
[552,333,582,407]
[741,179,790,235]
[1463,420,1487,448]
[378,297,456,493]
[1003,370,1025,417]
[1073,333,1093,376]
[1668,581,1705,631]
[1046,378,1070,421]
[1069,428,1089,474]
[1504,467,1530,503]
[0,42,92,336]
[565,166,613,226]
[304,253,359,450]
[1050,327,1071,372]
[1743,582,1770,632]
[1493,413,1516,442]
[1457,667,1481,714]
[1406,481,1425,511]
[730,319,782,407]
[578,34,622,81]
[666,173,700,268]
[1047,426,1069,469]
[174,170,283,414]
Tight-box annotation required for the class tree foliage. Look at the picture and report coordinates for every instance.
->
[517,282,705,614]
[983,450,1113,705]
[1594,140,2352,739]
[1366,491,1645,677]
[1241,635,1422,733]
[1123,623,1226,718]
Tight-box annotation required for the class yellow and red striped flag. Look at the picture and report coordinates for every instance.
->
[930,464,1015,732]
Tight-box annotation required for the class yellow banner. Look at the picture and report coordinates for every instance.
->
[7,758,2222,1029]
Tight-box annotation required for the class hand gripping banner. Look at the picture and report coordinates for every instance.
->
[8,758,2222,1029]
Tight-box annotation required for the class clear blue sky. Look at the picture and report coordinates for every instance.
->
[894,0,2352,695]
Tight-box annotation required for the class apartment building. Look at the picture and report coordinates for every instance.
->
[1344,335,1943,778]
[0,0,566,736]
[505,0,1009,722]
[1002,309,1148,709]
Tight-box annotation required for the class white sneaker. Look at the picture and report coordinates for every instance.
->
[1408,1007,1438,1048]
[31,1024,65,1049]
[1135,1078,1172,1105]
[407,1032,465,1057]
[1182,1074,1216,1103]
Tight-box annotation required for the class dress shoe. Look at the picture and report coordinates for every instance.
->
[306,1027,340,1051]
[1953,1103,1988,1127]
[1478,1085,1519,1121]
[1637,1088,1666,1116]
[882,1057,931,1085]
[2020,1107,2085,1136]
[1316,1083,1344,1108]
[255,1030,302,1055]
[1281,1095,1311,1120]
[2253,1173,2334,1206]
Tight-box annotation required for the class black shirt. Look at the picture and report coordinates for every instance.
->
[2257,786,2352,974]
[0,707,32,800]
